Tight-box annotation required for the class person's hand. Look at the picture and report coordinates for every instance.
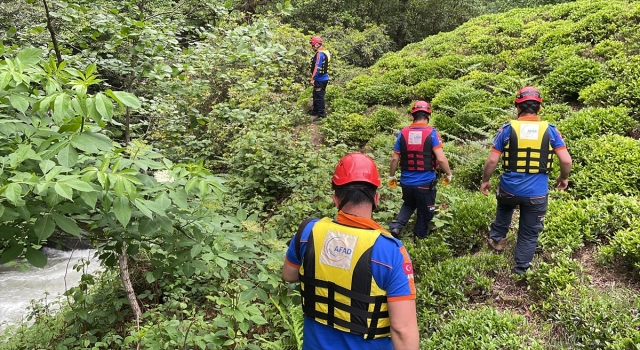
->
[310,79,315,86]
[388,176,398,189]
[442,174,453,185]
[556,176,569,190]
[480,181,491,196]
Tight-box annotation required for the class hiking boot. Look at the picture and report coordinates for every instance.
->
[311,115,324,123]
[512,266,527,275]
[488,237,507,252]
[389,228,401,238]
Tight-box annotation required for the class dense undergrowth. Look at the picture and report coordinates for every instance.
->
[1,0,640,349]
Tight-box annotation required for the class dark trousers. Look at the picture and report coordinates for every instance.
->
[489,187,548,273]
[312,80,328,117]
[389,182,437,239]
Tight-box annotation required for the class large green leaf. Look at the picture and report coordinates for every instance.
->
[3,183,23,205]
[0,243,24,264]
[106,90,141,109]
[34,214,56,240]
[53,93,71,124]
[0,72,11,91]
[52,212,81,237]
[10,94,29,113]
[64,179,95,192]
[70,132,113,153]
[80,191,98,209]
[57,144,78,167]
[25,247,47,268]
[113,195,132,227]
[16,48,42,67]
[39,159,56,174]
[54,182,73,200]
[95,93,113,120]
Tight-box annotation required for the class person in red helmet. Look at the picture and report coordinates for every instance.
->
[308,36,331,122]
[388,101,453,239]
[282,153,419,350]
[480,86,572,275]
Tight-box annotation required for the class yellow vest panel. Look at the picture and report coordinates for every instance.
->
[503,120,554,174]
[299,218,390,339]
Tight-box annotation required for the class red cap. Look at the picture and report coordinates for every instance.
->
[411,100,432,114]
[515,86,542,104]
[332,153,381,187]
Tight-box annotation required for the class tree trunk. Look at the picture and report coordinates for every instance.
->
[42,0,63,64]
[119,243,141,327]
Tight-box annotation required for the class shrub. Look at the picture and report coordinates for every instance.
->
[436,187,495,255]
[369,107,402,134]
[569,135,640,197]
[526,254,582,300]
[409,78,454,102]
[599,221,640,274]
[444,140,491,191]
[540,286,640,348]
[546,56,603,101]
[578,78,619,107]
[320,112,376,147]
[329,98,367,114]
[541,194,640,254]
[538,103,573,124]
[416,253,507,321]
[322,24,395,68]
[556,106,636,141]
[422,307,544,350]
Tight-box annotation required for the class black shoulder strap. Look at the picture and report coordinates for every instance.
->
[295,218,315,259]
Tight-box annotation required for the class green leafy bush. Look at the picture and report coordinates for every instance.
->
[422,307,544,350]
[322,24,395,68]
[599,221,640,273]
[569,135,640,197]
[330,97,367,114]
[526,255,582,300]
[539,286,640,348]
[436,187,495,255]
[541,194,640,254]
[409,78,453,102]
[369,107,402,134]
[557,106,636,141]
[444,141,491,191]
[320,112,376,147]
[546,56,603,101]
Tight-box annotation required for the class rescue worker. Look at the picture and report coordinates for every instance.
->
[480,86,572,275]
[282,153,419,350]
[388,101,453,239]
[309,36,330,122]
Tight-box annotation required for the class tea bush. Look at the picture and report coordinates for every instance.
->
[320,112,376,147]
[422,307,544,350]
[329,98,367,114]
[557,106,636,141]
[369,107,402,134]
[416,253,507,322]
[540,286,640,348]
[526,254,583,300]
[444,140,491,191]
[541,194,640,254]
[599,222,640,273]
[409,78,454,102]
[436,187,495,255]
[538,103,574,124]
[569,135,640,197]
[546,56,603,101]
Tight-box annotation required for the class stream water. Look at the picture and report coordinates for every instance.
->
[0,248,101,332]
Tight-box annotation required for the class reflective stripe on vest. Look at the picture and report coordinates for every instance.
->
[310,49,331,75]
[299,218,390,339]
[399,126,438,172]
[503,120,554,174]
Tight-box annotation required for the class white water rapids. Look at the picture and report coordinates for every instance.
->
[0,248,101,332]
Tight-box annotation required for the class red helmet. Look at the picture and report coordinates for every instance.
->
[332,153,381,187]
[515,86,542,104]
[411,100,432,114]
[309,36,323,46]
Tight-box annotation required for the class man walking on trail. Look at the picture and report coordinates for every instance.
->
[282,153,419,350]
[480,86,572,275]
[309,36,330,123]
[388,100,453,240]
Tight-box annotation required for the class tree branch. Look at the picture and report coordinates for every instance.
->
[42,0,63,64]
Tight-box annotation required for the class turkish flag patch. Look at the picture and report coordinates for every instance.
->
[402,263,414,275]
